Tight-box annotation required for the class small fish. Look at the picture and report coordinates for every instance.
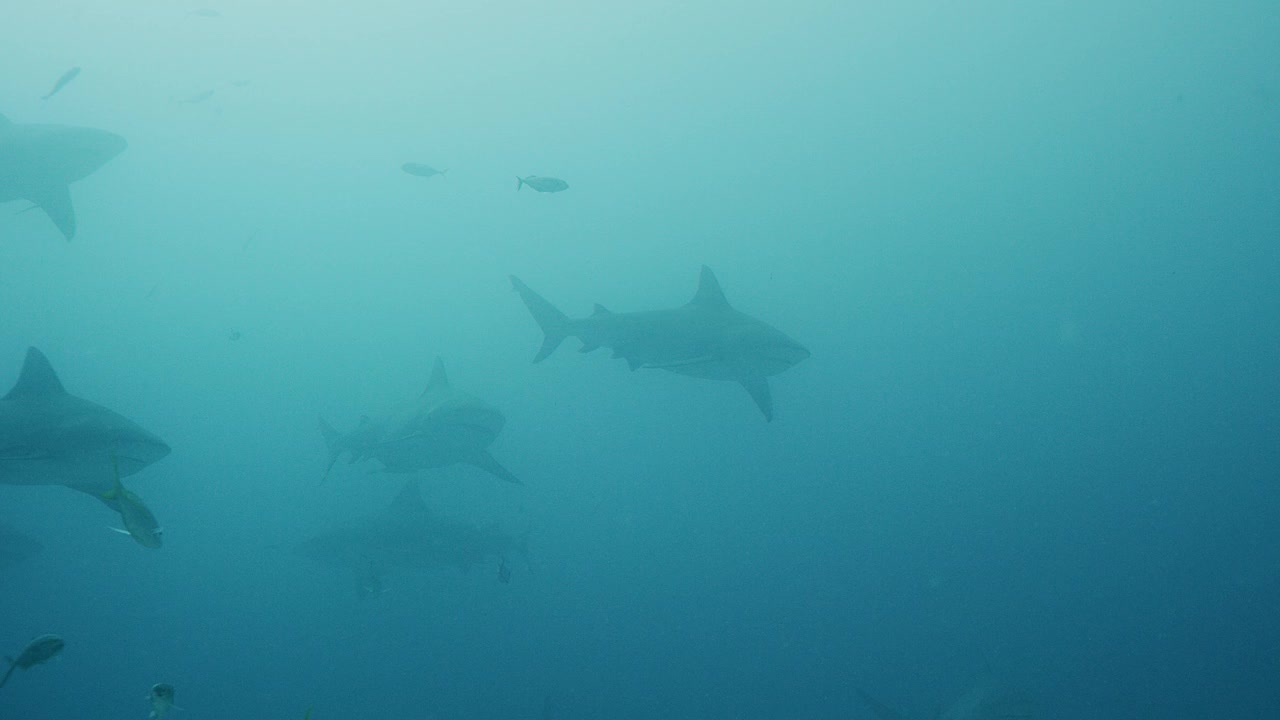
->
[180,89,215,104]
[498,557,512,584]
[42,67,81,100]
[401,163,447,179]
[228,330,242,341]
[1,634,65,690]
[102,455,163,549]
[516,175,568,193]
[229,79,251,88]
[148,683,176,719]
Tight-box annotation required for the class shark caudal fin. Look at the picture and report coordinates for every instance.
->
[318,417,344,478]
[510,276,571,362]
[516,176,525,191]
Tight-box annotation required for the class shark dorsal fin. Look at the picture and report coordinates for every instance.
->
[688,266,730,309]
[592,303,612,316]
[390,479,427,514]
[4,348,66,400]
[424,357,449,395]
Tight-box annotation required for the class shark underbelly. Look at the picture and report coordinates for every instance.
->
[373,423,501,472]
[642,356,742,380]
[0,456,116,493]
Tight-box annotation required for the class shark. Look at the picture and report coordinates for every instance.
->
[855,679,1036,720]
[319,357,520,484]
[0,525,42,569]
[0,348,170,546]
[296,479,527,585]
[0,112,127,240]
[510,266,810,421]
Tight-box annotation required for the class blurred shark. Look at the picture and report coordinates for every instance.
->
[0,112,127,239]
[296,479,527,584]
[319,358,520,484]
[0,348,170,544]
[0,634,64,690]
[0,525,42,569]
[855,679,1036,720]
[510,266,810,420]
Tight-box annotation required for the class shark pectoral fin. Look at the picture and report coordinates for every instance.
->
[739,374,774,421]
[29,184,76,240]
[470,452,522,485]
[107,527,132,537]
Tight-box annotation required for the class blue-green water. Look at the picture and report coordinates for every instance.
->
[2,1,1278,718]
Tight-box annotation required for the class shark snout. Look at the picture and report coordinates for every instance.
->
[772,340,810,369]
[85,129,127,168]
[112,432,171,475]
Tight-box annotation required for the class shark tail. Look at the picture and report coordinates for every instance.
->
[318,416,344,479]
[516,176,524,191]
[509,276,571,362]
[0,660,15,689]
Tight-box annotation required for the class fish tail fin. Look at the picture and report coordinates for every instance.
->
[509,276,571,362]
[318,416,344,479]
[516,176,524,191]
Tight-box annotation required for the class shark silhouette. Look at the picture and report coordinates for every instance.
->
[0,112,126,239]
[296,479,527,584]
[319,358,520,484]
[510,266,810,420]
[0,348,170,542]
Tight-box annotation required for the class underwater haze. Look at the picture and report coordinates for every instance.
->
[2,0,1279,718]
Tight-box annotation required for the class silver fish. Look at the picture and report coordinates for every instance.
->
[516,175,568,193]
[401,163,447,179]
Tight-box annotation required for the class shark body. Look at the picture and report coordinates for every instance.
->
[510,266,809,420]
[320,358,520,484]
[0,112,126,239]
[0,348,169,542]
[296,479,526,583]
